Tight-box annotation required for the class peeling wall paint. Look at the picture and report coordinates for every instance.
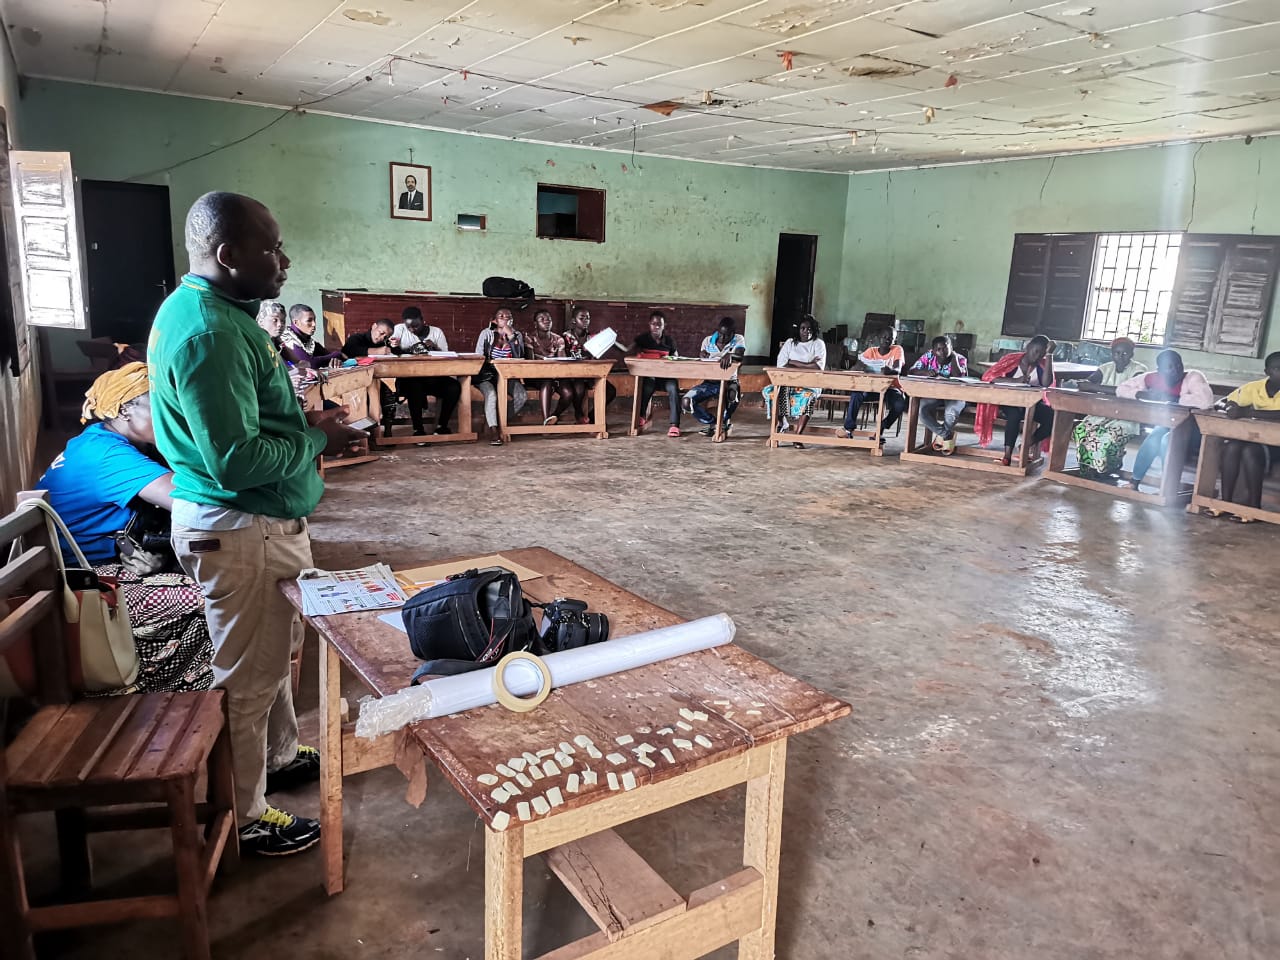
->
[840,135,1280,376]
[21,79,848,359]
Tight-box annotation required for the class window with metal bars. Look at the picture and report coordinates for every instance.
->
[1082,232,1182,344]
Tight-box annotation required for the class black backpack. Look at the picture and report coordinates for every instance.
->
[403,567,538,683]
[482,276,535,301]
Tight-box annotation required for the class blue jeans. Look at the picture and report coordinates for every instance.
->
[686,380,739,426]
[1132,422,1201,485]
[844,388,906,433]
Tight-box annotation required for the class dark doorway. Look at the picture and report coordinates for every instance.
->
[82,181,175,345]
[769,232,818,357]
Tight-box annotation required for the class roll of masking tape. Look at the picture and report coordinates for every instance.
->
[491,651,553,713]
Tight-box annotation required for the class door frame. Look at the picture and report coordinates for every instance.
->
[770,232,818,354]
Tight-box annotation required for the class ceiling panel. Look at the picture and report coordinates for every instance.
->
[7,0,1280,173]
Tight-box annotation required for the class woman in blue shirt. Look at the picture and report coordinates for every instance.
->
[37,363,212,693]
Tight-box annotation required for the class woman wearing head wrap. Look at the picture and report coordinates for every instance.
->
[1071,337,1149,479]
[36,363,213,693]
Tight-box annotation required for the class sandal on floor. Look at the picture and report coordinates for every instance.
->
[543,415,558,426]
[994,454,1013,466]
[667,425,681,438]
[793,441,806,449]
[939,438,956,456]
[1200,507,1225,518]
[1229,514,1258,524]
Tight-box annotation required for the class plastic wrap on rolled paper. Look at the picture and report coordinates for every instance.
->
[355,613,736,738]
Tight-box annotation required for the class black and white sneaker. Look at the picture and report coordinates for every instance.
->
[266,745,320,794]
[238,805,321,857]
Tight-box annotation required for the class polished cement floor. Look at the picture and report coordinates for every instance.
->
[18,403,1280,959]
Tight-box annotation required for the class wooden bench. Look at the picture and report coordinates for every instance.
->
[1188,410,1280,525]
[1,499,236,960]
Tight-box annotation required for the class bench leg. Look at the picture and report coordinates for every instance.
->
[206,709,239,873]
[1,791,35,960]
[55,809,92,896]
[168,778,211,960]
[485,825,524,960]
[738,739,786,960]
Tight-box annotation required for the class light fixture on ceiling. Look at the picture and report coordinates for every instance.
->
[780,132,856,146]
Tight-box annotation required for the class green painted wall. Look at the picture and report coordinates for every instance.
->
[20,79,849,360]
[840,136,1280,377]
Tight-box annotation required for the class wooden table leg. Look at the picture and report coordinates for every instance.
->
[767,385,780,448]
[630,375,642,437]
[594,375,608,439]
[1017,401,1037,470]
[904,395,920,454]
[1160,420,1191,505]
[1190,432,1221,508]
[485,825,525,960]
[870,388,884,456]
[1048,409,1073,472]
[713,379,727,442]
[738,739,786,960]
[458,374,473,439]
[0,764,35,960]
[319,640,345,895]
[206,701,239,872]
[496,370,511,444]
[168,777,211,960]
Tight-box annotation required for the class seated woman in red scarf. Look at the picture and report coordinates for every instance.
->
[1116,349,1214,491]
[973,335,1055,466]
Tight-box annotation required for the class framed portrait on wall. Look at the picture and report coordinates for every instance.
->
[389,162,431,221]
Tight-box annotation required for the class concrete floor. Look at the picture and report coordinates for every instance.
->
[18,404,1280,959]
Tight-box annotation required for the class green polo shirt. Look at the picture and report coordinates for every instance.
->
[148,274,326,519]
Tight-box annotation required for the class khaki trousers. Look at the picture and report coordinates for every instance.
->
[173,516,313,825]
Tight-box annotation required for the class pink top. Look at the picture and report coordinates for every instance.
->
[1116,369,1214,409]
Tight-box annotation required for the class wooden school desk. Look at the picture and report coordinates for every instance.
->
[302,366,380,472]
[1045,388,1196,507]
[900,377,1045,476]
[624,357,737,442]
[367,354,483,446]
[1188,410,1280,525]
[281,547,850,960]
[495,359,615,442]
[763,368,896,455]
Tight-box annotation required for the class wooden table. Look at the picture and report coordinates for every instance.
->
[623,357,738,442]
[302,366,380,472]
[763,368,896,455]
[282,547,849,960]
[900,378,1046,476]
[495,359,615,442]
[1044,388,1196,507]
[1188,410,1280,524]
[367,354,484,446]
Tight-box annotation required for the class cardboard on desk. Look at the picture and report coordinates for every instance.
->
[393,554,544,595]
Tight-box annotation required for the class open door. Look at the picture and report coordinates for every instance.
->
[769,233,817,360]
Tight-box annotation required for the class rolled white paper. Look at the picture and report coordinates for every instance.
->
[355,614,735,739]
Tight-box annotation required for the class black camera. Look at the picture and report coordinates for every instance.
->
[538,598,609,653]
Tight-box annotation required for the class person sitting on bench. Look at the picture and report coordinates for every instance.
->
[909,334,969,455]
[687,316,746,437]
[558,306,617,423]
[526,308,567,426]
[763,314,826,448]
[840,323,906,445]
[629,310,682,437]
[1206,350,1280,518]
[1117,348,1214,490]
[343,319,399,430]
[390,307,462,438]
[280,303,344,369]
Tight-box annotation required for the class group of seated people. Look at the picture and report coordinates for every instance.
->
[763,320,1278,518]
[256,298,750,445]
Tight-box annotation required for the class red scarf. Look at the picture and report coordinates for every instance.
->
[973,351,1055,448]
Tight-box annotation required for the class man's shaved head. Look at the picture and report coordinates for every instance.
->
[185,191,265,261]
[184,191,290,300]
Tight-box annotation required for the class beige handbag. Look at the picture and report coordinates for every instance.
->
[0,499,139,696]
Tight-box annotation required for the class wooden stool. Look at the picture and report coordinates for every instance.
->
[2,691,238,960]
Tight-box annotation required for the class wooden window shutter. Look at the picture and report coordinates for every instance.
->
[1205,237,1279,356]
[1002,234,1050,337]
[1166,236,1227,349]
[8,151,87,329]
[1040,234,1095,342]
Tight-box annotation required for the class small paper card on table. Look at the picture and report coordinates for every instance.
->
[393,554,544,596]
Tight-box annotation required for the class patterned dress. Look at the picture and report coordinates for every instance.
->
[1072,360,1148,477]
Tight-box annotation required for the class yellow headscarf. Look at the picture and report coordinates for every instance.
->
[81,361,150,424]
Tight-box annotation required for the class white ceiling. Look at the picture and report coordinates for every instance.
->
[5,0,1280,172]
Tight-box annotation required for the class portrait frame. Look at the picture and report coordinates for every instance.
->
[389,162,432,221]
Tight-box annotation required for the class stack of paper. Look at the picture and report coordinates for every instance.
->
[298,563,406,616]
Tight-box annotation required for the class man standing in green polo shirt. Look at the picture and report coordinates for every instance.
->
[149,192,361,856]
